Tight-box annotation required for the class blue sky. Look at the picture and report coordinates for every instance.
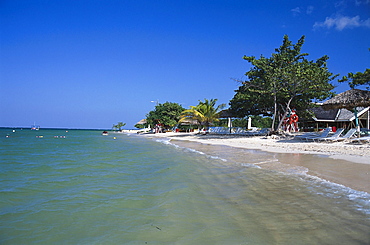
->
[1,0,369,129]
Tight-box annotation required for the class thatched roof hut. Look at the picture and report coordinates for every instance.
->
[323,89,370,110]
[219,109,235,118]
[300,106,370,131]
[322,89,370,133]
[136,119,147,125]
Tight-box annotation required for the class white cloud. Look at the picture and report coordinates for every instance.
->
[364,18,370,27]
[306,6,314,14]
[335,0,347,8]
[314,15,370,30]
[291,6,314,16]
[291,7,301,16]
[355,0,370,6]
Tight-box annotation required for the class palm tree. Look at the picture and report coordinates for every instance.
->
[112,122,126,131]
[179,99,225,129]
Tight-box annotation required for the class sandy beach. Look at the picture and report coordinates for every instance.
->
[126,130,370,193]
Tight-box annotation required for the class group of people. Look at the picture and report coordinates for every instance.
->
[154,124,164,133]
[282,110,299,132]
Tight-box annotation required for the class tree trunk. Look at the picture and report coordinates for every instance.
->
[271,86,278,131]
[271,99,277,131]
[276,97,294,132]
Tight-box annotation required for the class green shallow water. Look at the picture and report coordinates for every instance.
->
[0,129,369,244]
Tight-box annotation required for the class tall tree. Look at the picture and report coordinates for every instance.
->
[179,99,225,128]
[339,68,370,90]
[146,102,185,128]
[229,35,337,132]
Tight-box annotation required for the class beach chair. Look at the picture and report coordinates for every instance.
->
[314,128,345,142]
[234,127,246,135]
[221,127,229,134]
[350,135,370,144]
[223,127,231,134]
[324,128,357,143]
[246,128,270,136]
[302,128,331,141]
[294,127,330,140]
[208,127,222,134]
[242,128,256,136]
[294,132,318,140]
[209,127,230,135]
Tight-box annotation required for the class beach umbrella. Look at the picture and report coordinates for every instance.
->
[322,89,370,132]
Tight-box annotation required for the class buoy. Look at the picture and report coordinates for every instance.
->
[113,137,116,140]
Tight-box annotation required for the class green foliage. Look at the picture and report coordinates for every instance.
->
[229,85,274,118]
[250,115,273,129]
[213,119,228,127]
[179,99,225,128]
[214,116,272,128]
[146,102,185,128]
[339,68,370,90]
[228,118,248,127]
[134,124,145,129]
[112,122,126,131]
[229,35,337,131]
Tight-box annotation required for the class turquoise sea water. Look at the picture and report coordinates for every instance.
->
[1,128,369,244]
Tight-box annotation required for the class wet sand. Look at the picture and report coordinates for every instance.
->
[128,131,370,193]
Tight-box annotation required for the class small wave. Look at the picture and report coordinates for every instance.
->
[155,137,370,215]
[240,163,261,168]
[185,147,205,155]
[208,155,227,162]
[155,138,174,145]
[252,158,279,165]
[155,138,228,162]
[298,173,370,215]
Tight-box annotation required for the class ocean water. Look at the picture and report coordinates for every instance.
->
[1,129,369,244]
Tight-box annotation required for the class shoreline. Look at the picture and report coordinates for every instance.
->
[122,131,370,193]
[128,131,370,163]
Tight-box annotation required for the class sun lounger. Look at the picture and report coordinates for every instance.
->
[245,128,270,136]
[227,127,246,135]
[210,127,219,134]
[208,127,231,135]
[314,128,345,142]
[302,128,332,141]
[295,127,331,140]
[324,128,357,142]
[294,132,317,139]
[350,135,370,144]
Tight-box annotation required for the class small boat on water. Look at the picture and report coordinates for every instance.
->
[102,131,109,136]
[31,124,40,130]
